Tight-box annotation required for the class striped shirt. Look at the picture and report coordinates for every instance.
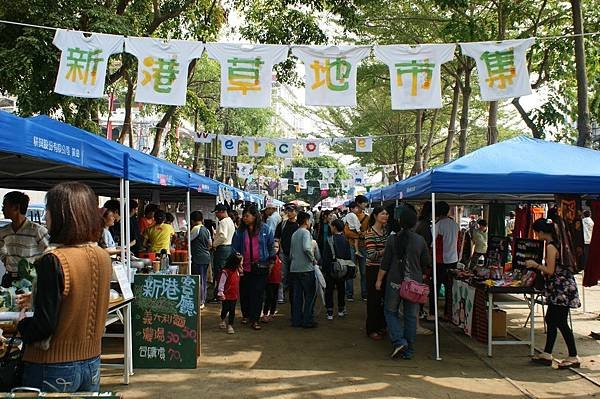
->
[0,220,50,274]
[365,227,389,268]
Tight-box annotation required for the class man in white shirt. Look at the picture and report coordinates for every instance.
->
[583,210,594,267]
[428,201,459,320]
[0,192,49,287]
[265,205,282,235]
[211,203,235,301]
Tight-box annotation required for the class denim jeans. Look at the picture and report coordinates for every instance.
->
[384,282,418,356]
[290,271,316,327]
[345,246,367,299]
[23,356,101,393]
[192,263,209,305]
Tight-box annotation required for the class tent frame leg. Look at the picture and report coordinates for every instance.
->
[431,193,441,361]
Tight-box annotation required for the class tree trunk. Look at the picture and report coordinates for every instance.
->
[150,107,176,156]
[412,110,423,175]
[459,63,472,157]
[399,138,407,179]
[571,0,592,147]
[512,98,543,138]
[487,101,499,145]
[192,110,201,172]
[119,78,134,144]
[423,109,439,169]
[445,79,461,162]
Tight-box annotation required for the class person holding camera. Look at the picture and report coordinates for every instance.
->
[232,206,275,331]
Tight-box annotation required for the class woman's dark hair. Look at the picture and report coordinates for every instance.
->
[320,210,332,223]
[165,212,175,223]
[297,211,311,227]
[4,191,30,215]
[532,218,560,244]
[103,199,120,214]
[225,252,243,270]
[419,201,432,221]
[369,206,387,227]
[46,182,103,245]
[144,203,158,217]
[191,211,204,222]
[435,201,450,217]
[395,208,418,258]
[154,209,166,224]
[240,206,262,235]
[331,218,345,232]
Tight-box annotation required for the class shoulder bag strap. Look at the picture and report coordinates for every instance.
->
[328,237,337,260]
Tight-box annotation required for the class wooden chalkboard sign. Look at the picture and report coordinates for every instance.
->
[486,235,509,267]
[132,274,199,369]
[513,238,544,270]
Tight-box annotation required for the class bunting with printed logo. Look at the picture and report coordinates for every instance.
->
[291,45,370,107]
[53,30,125,98]
[297,178,308,189]
[292,167,308,181]
[246,138,267,157]
[274,139,294,158]
[319,167,337,183]
[302,139,321,158]
[349,167,367,185]
[237,163,252,179]
[125,37,204,105]
[204,43,288,108]
[220,135,242,156]
[318,180,329,190]
[279,177,289,191]
[194,132,215,144]
[374,44,456,110]
[460,38,535,101]
[355,137,373,153]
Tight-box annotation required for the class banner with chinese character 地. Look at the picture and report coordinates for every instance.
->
[133,274,200,369]
[460,38,535,101]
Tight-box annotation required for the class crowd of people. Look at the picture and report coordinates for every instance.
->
[0,184,587,392]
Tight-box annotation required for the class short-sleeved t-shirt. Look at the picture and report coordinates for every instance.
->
[274,220,299,257]
[435,217,459,264]
[190,224,211,265]
[471,229,488,254]
[144,223,175,254]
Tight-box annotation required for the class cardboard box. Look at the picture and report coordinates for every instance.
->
[492,309,507,338]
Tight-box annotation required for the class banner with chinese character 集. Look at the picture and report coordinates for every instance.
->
[133,274,200,368]
[291,45,370,107]
[355,137,373,153]
[460,38,535,101]
[374,44,456,110]
[205,43,288,108]
[246,138,267,157]
[451,280,476,336]
[219,135,242,156]
[125,37,204,106]
[53,30,124,98]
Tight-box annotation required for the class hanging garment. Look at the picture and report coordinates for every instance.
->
[488,203,506,238]
[460,38,535,101]
[291,45,370,107]
[53,30,124,98]
[374,44,455,110]
[125,37,204,105]
[204,43,288,108]
[584,201,600,287]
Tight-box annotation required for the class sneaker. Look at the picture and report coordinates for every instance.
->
[219,321,226,329]
[346,296,354,302]
[200,304,206,310]
[338,309,347,317]
[391,344,406,359]
[327,313,334,321]
[361,297,368,302]
[531,352,553,366]
[227,325,235,334]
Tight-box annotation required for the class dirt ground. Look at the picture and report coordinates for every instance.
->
[102,278,600,399]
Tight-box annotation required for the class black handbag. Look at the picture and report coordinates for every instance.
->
[0,336,24,392]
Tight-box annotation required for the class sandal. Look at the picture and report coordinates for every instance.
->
[531,353,553,366]
[251,322,262,330]
[558,357,581,369]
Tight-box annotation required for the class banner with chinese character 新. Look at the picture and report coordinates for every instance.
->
[460,38,535,101]
[53,30,125,99]
[125,37,204,106]
[374,44,456,110]
[133,274,200,368]
[291,45,370,107]
[355,137,373,153]
[205,43,288,108]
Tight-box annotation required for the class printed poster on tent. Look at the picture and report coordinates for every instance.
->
[451,280,475,336]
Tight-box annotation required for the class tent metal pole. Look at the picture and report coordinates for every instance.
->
[582,273,586,313]
[431,192,441,361]
[125,180,131,272]
[119,179,126,264]
[186,189,192,275]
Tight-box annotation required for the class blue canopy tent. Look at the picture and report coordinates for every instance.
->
[365,136,600,361]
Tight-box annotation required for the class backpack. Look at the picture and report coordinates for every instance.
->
[327,237,356,280]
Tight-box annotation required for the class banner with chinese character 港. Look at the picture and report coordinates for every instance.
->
[133,274,200,369]
[125,37,204,106]
[460,38,535,101]
[205,43,288,108]
[291,45,370,107]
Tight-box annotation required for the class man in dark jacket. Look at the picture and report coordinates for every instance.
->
[322,219,353,320]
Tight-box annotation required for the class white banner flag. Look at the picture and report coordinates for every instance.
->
[460,38,535,101]
[318,180,329,190]
[302,139,321,158]
[292,167,308,181]
[279,178,289,191]
[220,135,242,156]
[297,178,307,189]
[194,132,215,144]
[237,163,252,179]
[274,139,294,158]
[246,138,267,157]
[355,137,373,153]
[319,167,337,182]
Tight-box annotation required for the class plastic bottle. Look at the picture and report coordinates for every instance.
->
[159,249,169,271]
